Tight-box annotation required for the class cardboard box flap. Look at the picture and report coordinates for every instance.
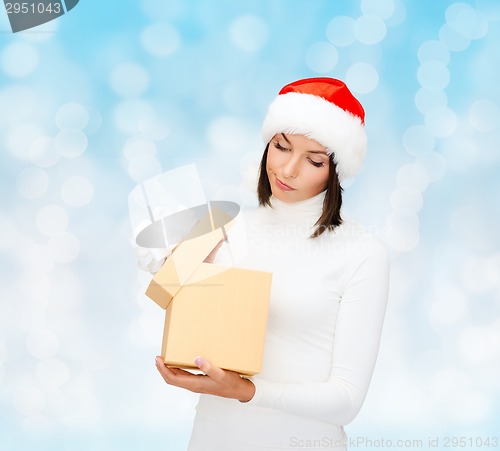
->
[145,220,234,309]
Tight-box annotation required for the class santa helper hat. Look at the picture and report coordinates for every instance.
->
[262,77,367,181]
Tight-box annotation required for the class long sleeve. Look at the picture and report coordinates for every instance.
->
[247,237,390,425]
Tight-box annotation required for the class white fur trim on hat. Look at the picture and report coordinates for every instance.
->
[262,92,367,181]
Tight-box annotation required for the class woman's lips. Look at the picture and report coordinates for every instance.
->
[275,177,296,191]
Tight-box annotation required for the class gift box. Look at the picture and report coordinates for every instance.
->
[146,226,272,376]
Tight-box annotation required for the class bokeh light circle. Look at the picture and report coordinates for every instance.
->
[84,107,103,135]
[385,0,406,27]
[49,267,83,309]
[416,151,447,182]
[7,123,44,160]
[16,167,49,199]
[228,15,269,52]
[140,0,184,20]
[123,136,157,161]
[458,326,499,364]
[207,116,257,156]
[446,2,488,40]
[55,129,88,158]
[417,61,450,90]
[55,103,89,130]
[0,85,36,126]
[425,107,458,137]
[402,125,435,156]
[29,136,60,168]
[1,42,39,78]
[141,22,181,57]
[418,40,450,64]
[354,15,387,45]
[18,270,50,303]
[469,99,500,131]
[139,114,171,141]
[386,210,419,230]
[441,138,477,172]
[60,175,94,208]
[414,88,448,115]
[326,16,356,47]
[109,63,150,98]
[19,246,54,274]
[113,100,155,134]
[429,286,467,325]
[36,358,70,389]
[12,385,46,416]
[127,155,163,182]
[305,41,339,73]
[27,329,59,359]
[439,23,471,52]
[36,205,69,237]
[396,163,430,192]
[361,0,395,20]
[0,215,18,251]
[475,0,500,21]
[346,63,379,94]
[460,256,499,294]
[47,232,80,263]
[390,186,423,214]
[385,211,420,252]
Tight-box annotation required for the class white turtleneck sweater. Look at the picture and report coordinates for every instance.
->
[187,191,390,451]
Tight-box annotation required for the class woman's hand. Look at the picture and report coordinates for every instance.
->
[203,239,224,264]
[155,355,255,403]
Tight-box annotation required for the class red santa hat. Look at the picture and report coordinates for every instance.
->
[262,77,367,181]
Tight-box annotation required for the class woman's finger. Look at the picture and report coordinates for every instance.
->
[155,356,178,384]
[194,356,226,382]
[203,239,224,263]
[155,356,209,389]
[169,367,198,377]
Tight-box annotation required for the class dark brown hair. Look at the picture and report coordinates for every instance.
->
[257,143,343,238]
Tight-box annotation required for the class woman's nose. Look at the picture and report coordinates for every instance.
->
[282,158,299,178]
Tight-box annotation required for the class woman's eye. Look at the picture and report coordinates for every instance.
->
[274,142,290,151]
[309,159,324,168]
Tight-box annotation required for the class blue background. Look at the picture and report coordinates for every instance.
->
[1,0,499,449]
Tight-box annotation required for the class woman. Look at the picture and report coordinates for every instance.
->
[155,77,390,450]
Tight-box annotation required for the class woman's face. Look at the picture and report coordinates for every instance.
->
[266,133,330,203]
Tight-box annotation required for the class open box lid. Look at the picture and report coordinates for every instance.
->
[145,220,235,309]
[129,163,239,249]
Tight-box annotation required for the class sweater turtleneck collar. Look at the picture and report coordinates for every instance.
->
[268,189,326,227]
